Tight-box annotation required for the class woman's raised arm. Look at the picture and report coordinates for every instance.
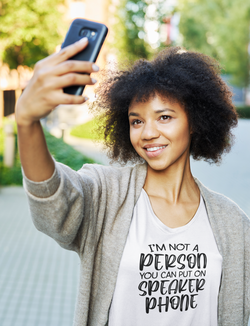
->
[16,37,98,182]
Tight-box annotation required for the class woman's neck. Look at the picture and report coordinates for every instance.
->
[143,155,200,205]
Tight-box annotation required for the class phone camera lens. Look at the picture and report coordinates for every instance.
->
[80,29,90,38]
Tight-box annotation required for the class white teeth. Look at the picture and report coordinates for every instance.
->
[146,145,166,152]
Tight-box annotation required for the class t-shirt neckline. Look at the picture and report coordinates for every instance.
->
[141,188,203,233]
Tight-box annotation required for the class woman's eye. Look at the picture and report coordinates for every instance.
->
[160,115,171,121]
[132,119,141,125]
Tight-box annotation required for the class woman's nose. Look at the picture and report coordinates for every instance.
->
[141,122,160,140]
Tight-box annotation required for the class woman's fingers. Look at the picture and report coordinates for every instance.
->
[56,38,89,64]
[35,37,89,69]
[55,73,97,88]
[56,92,89,105]
[16,37,98,124]
[53,60,99,76]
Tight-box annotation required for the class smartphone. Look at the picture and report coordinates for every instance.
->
[61,18,108,96]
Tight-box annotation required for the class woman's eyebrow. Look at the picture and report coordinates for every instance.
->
[128,112,139,117]
[128,108,175,117]
[155,108,176,113]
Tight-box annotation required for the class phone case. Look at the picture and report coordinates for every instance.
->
[61,19,108,95]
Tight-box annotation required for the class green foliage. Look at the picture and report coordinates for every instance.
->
[0,0,66,69]
[236,106,250,119]
[112,0,149,63]
[178,0,250,87]
[44,129,95,169]
[0,121,23,185]
[112,0,250,87]
[0,163,23,186]
[0,123,3,163]
[112,0,173,63]
[70,119,103,141]
[0,124,95,186]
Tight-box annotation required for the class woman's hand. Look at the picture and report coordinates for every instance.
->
[16,37,98,127]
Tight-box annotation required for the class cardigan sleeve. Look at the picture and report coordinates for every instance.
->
[23,161,103,253]
[243,214,250,324]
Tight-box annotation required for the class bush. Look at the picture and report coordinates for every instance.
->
[0,123,95,186]
[236,106,250,119]
[44,129,95,169]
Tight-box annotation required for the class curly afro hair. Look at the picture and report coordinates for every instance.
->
[90,46,238,164]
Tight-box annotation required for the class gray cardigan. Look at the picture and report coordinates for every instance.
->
[23,162,250,326]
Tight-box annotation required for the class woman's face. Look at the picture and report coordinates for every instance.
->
[128,94,192,172]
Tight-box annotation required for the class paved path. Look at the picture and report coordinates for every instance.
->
[0,188,79,326]
[191,119,250,216]
[0,119,249,325]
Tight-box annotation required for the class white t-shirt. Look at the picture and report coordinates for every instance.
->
[108,189,222,326]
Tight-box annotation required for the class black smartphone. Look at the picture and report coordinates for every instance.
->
[61,18,108,96]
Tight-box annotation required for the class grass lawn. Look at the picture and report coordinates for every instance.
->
[0,119,95,186]
[70,118,103,140]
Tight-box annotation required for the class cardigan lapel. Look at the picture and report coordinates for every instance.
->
[195,178,245,325]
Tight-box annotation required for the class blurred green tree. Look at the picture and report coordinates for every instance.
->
[0,0,66,69]
[111,0,174,63]
[178,0,250,87]
[112,0,149,63]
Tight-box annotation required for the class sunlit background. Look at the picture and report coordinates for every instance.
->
[0,0,248,172]
[0,0,249,128]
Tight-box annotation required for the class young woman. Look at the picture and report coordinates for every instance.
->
[16,38,250,326]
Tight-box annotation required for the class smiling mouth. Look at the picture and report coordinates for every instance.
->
[145,145,167,152]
